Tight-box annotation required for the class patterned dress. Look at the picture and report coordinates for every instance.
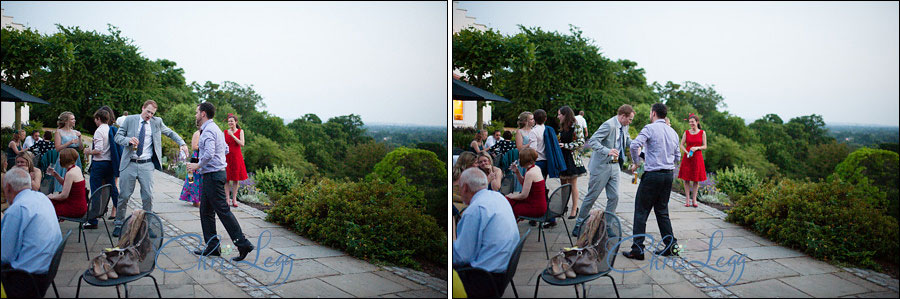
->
[179,150,203,204]
[559,123,587,179]
[52,130,82,193]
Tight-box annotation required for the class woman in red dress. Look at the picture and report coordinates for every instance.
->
[224,114,248,207]
[678,114,707,208]
[505,148,547,218]
[47,148,87,218]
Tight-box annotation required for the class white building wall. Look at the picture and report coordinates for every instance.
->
[452,2,493,128]
[1,8,31,129]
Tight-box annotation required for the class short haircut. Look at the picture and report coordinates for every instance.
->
[459,167,488,193]
[492,130,501,134]
[4,167,31,192]
[199,102,216,119]
[99,106,116,125]
[502,130,512,140]
[652,103,668,119]
[93,108,110,123]
[142,100,158,109]
[59,148,79,167]
[30,130,40,136]
[519,148,538,166]
[43,131,53,140]
[617,104,634,116]
[534,109,547,125]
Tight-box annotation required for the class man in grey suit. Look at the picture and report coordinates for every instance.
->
[571,104,635,237]
[112,100,189,237]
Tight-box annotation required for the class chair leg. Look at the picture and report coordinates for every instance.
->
[103,217,114,246]
[77,223,82,243]
[511,280,519,298]
[574,283,580,298]
[533,276,540,298]
[608,275,620,298]
[562,217,573,246]
[150,275,161,298]
[124,282,128,298]
[53,281,59,298]
[537,221,542,242]
[116,284,121,298]
[76,276,82,298]
[82,228,90,260]
[541,226,549,259]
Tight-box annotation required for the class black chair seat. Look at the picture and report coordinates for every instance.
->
[538,268,612,286]
[79,269,154,286]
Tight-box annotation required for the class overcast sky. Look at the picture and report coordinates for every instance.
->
[457,1,900,126]
[3,1,447,127]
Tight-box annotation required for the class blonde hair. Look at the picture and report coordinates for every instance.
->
[452,151,477,182]
[16,151,35,173]
[517,111,533,129]
[57,111,74,129]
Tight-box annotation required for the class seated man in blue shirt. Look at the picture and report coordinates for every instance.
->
[1,167,63,297]
[452,168,519,297]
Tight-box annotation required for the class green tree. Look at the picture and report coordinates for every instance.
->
[368,148,448,228]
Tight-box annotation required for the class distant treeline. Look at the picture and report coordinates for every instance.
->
[827,125,899,150]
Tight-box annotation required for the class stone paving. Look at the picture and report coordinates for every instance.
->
[501,165,898,298]
[45,170,445,298]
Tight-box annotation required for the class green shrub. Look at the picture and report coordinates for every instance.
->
[452,127,476,151]
[368,147,447,228]
[342,141,391,180]
[266,177,446,268]
[254,165,300,197]
[716,165,763,199]
[829,148,899,220]
[727,179,899,268]
[243,132,317,178]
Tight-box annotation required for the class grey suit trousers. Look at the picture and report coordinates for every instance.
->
[574,162,620,232]
[115,161,155,226]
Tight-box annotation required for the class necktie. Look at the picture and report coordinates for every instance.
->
[619,126,626,166]
[136,120,147,157]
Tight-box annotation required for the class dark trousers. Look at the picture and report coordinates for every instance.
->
[631,170,677,252]
[199,170,251,251]
[456,267,507,298]
[88,160,119,225]
[1,263,51,298]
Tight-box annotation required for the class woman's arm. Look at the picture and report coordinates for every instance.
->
[49,170,75,201]
[700,131,708,151]
[488,167,502,191]
[54,131,68,151]
[191,131,201,151]
[236,130,245,147]
[9,141,21,154]
[470,140,481,153]
[30,169,41,191]
[47,167,64,185]
[679,131,688,153]
[515,130,525,151]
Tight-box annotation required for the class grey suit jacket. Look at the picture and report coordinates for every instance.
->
[587,116,631,171]
[114,114,185,171]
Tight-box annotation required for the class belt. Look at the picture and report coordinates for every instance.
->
[608,160,619,164]
[647,169,673,173]
[131,158,152,164]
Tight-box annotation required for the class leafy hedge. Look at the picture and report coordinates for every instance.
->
[716,165,763,199]
[829,148,899,220]
[254,165,300,197]
[266,177,447,268]
[368,147,447,228]
[727,179,899,268]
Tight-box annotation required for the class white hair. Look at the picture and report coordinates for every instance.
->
[4,167,31,192]
[459,168,488,192]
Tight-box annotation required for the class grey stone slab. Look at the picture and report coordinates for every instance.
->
[373,270,430,291]
[728,278,811,298]
[733,246,806,260]
[652,284,672,298]
[500,284,578,298]
[833,271,890,292]
[683,248,743,268]
[128,283,194,298]
[320,272,410,297]
[392,289,445,298]
[774,256,841,275]
[161,212,202,222]
[697,228,754,238]
[780,273,869,297]
[645,266,688,285]
[193,285,214,298]
[856,291,900,298]
[317,255,381,274]
[700,260,798,285]
[247,257,339,284]
[660,282,709,298]
[47,286,120,298]
[621,268,654,285]
[201,281,251,298]
[273,245,345,259]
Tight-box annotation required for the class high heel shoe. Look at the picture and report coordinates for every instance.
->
[567,208,579,219]
[548,255,569,280]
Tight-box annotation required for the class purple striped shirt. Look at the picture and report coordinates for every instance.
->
[198,119,229,174]
[630,119,681,172]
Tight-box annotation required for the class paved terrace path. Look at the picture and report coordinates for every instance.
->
[47,170,446,298]
[504,164,899,298]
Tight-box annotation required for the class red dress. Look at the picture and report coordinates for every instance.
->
[506,166,547,218]
[54,166,87,218]
[225,128,248,181]
[678,129,708,182]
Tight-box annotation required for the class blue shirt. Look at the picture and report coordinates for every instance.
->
[1,190,63,274]
[630,119,681,172]
[197,119,229,174]
[452,189,519,273]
